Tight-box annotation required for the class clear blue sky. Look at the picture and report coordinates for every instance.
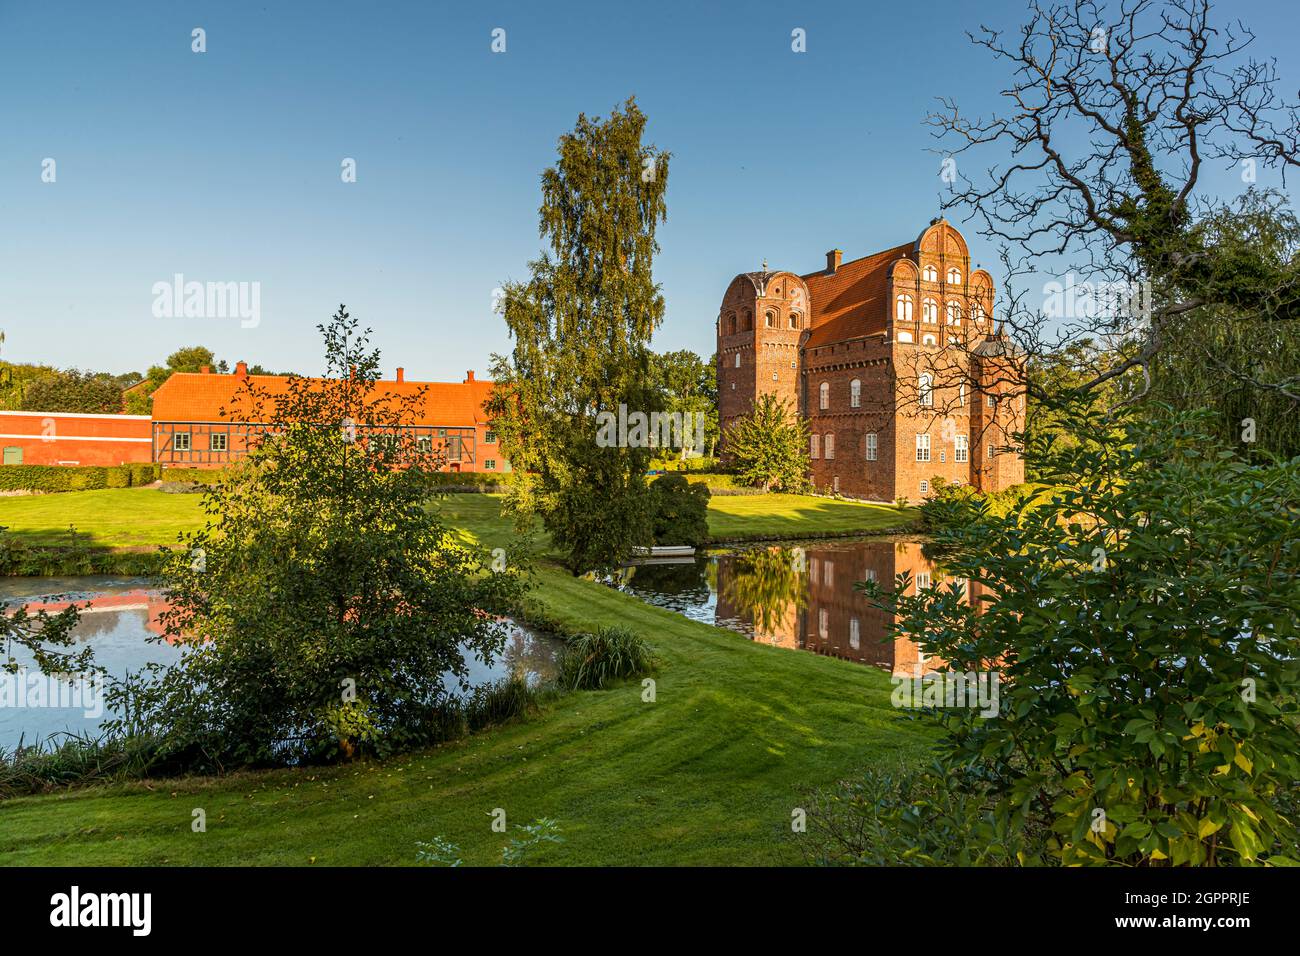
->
[1,0,1295,379]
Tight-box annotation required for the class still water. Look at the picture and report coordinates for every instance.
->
[0,576,561,752]
[611,538,975,675]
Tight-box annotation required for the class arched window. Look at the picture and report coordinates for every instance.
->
[896,330,914,343]
[947,267,961,284]
[765,310,775,328]
[742,309,753,331]
[849,379,861,407]
[922,264,938,282]
[789,312,800,329]
[819,382,830,410]
[922,298,938,323]
[922,333,937,346]
[810,434,820,459]
[726,312,736,335]
[919,373,933,407]
[959,383,967,406]
[824,433,835,459]
[895,294,913,323]
[946,302,962,325]
[734,353,741,368]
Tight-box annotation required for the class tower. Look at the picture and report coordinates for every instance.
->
[716,268,811,441]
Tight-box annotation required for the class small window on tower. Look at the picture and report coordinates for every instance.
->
[735,354,741,368]
[789,313,800,329]
[765,311,775,328]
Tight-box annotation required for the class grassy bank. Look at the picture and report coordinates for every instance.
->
[0,542,936,867]
[0,486,916,559]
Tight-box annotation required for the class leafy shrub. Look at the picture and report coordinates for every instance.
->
[647,473,710,547]
[860,404,1300,866]
[801,763,1049,866]
[0,463,157,493]
[558,626,654,690]
[0,732,164,798]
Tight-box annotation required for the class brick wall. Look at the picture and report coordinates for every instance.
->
[0,411,152,466]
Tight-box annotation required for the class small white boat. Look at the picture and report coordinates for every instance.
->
[631,545,696,559]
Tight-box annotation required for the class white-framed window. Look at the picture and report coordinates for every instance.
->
[416,435,434,454]
[972,303,985,324]
[922,333,937,346]
[485,459,497,470]
[864,568,877,583]
[895,294,913,323]
[988,444,996,460]
[987,393,996,408]
[484,430,497,443]
[832,476,840,493]
[896,330,914,343]
[946,302,962,325]
[919,373,933,407]
[734,353,741,368]
[865,432,878,461]
[947,267,961,284]
[849,617,860,651]
[174,432,192,451]
[916,433,931,462]
[850,379,861,407]
[916,572,932,591]
[939,450,946,463]
[819,382,830,410]
[922,298,938,323]
[209,433,227,452]
[824,433,835,459]
[922,264,938,282]
[920,479,929,494]
[955,434,969,462]
[818,608,829,639]
[810,434,820,458]
[959,383,967,406]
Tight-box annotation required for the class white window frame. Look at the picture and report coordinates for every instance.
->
[850,378,861,408]
[810,434,820,459]
[919,373,933,407]
[819,382,830,410]
[955,434,968,462]
[916,433,931,462]
[824,433,835,460]
[865,432,877,461]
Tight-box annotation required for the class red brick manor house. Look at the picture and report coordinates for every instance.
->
[716,217,1025,502]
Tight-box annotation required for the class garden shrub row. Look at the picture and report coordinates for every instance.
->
[0,463,234,493]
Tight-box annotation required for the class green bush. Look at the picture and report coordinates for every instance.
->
[465,674,544,731]
[801,763,1049,866]
[862,404,1300,866]
[558,626,654,691]
[648,473,710,547]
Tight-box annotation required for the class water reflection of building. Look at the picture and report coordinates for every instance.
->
[709,540,977,675]
[18,591,175,643]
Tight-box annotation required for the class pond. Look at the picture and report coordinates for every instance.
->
[0,576,561,752]
[609,537,977,676]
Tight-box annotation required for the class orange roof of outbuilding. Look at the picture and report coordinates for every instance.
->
[150,372,494,427]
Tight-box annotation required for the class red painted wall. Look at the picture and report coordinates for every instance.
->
[0,411,152,466]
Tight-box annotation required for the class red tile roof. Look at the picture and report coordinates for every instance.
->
[151,372,494,427]
[801,241,912,349]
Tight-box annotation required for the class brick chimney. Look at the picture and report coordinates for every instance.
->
[826,249,843,274]
[396,367,405,383]
[465,370,475,382]
[234,361,248,378]
[200,365,211,375]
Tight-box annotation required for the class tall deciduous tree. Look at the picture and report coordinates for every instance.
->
[488,98,670,574]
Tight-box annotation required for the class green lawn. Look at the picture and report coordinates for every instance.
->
[0,487,205,549]
[0,486,915,552]
[0,500,937,865]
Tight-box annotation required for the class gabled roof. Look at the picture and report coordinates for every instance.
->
[151,372,494,427]
[800,242,912,349]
